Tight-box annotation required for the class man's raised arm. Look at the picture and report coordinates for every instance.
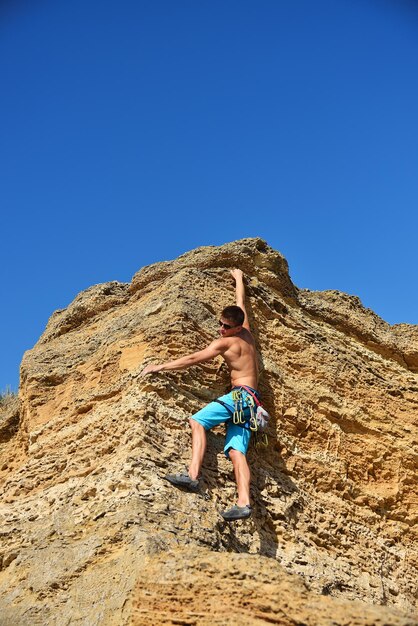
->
[230,269,250,331]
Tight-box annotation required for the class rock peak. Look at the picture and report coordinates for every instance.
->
[130,237,296,298]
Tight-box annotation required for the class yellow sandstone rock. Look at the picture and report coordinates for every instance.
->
[0,238,416,625]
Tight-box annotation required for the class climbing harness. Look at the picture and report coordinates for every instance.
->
[236,386,270,432]
[214,386,270,448]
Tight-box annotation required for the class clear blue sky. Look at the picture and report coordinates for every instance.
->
[1,0,417,391]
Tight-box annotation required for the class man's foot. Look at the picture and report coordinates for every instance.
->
[165,472,199,492]
[220,504,252,521]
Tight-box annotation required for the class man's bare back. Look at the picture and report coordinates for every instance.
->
[209,327,258,390]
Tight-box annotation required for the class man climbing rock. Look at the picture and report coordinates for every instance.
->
[140,268,259,521]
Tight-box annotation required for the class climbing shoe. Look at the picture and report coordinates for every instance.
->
[165,472,199,492]
[220,504,252,521]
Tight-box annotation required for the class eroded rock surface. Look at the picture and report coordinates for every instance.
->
[0,238,417,625]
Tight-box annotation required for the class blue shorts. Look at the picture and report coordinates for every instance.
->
[190,387,259,459]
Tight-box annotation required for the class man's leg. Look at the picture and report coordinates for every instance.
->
[188,418,207,480]
[229,448,251,506]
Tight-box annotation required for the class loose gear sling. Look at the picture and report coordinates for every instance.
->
[214,386,270,446]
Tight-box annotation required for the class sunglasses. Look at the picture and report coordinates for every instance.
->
[218,320,237,330]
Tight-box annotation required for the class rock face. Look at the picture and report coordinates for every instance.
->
[0,238,417,626]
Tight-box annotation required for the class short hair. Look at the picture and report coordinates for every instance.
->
[221,305,244,327]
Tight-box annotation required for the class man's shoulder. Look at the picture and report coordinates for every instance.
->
[210,336,237,351]
[208,337,230,351]
[223,334,251,350]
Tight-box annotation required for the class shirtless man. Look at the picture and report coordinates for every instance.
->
[140,269,259,520]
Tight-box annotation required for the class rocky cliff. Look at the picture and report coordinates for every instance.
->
[0,238,417,625]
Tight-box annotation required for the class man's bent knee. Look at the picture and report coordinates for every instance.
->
[228,448,247,463]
